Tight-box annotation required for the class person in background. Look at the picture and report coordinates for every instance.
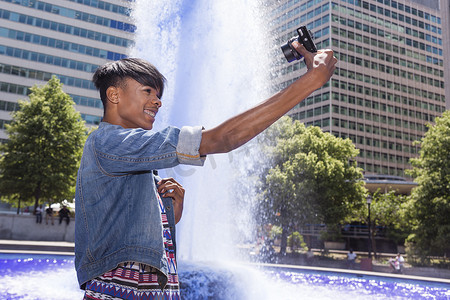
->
[389,253,405,273]
[59,206,70,225]
[306,247,315,265]
[35,205,43,224]
[45,205,54,225]
[347,249,357,269]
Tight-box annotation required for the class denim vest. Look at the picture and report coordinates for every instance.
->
[75,122,204,289]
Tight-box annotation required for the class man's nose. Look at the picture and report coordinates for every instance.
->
[152,97,162,108]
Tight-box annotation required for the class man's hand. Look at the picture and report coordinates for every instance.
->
[291,41,337,89]
[157,177,185,224]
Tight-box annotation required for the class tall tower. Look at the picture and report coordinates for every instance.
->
[441,0,450,111]
[0,0,134,141]
[269,0,446,179]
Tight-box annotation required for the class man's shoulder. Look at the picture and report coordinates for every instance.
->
[95,122,179,137]
[84,123,182,160]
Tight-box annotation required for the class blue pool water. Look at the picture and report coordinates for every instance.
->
[1,254,449,300]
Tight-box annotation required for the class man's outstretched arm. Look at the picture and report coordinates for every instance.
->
[199,43,337,156]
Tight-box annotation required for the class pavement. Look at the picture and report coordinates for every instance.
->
[248,262,450,285]
[1,239,449,284]
[272,256,450,284]
[0,239,74,256]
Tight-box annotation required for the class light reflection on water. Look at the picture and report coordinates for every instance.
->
[1,254,449,300]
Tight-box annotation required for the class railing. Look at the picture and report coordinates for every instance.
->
[297,224,387,237]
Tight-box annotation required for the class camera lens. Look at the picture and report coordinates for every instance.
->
[281,42,296,63]
[281,36,302,62]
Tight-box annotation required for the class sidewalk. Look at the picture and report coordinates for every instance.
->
[0,239,74,255]
[240,244,450,282]
[273,250,450,282]
[249,261,450,285]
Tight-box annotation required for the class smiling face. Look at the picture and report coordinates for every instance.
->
[106,77,162,130]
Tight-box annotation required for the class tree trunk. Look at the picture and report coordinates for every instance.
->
[16,198,21,214]
[371,224,378,259]
[34,183,41,212]
[280,227,288,255]
[280,206,289,255]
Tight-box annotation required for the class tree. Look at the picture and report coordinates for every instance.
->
[0,76,87,212]
[406,111,450,260]
[258,117,365,254]
[347,190,413,258]
[287,231,307,252]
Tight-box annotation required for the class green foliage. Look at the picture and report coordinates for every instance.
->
[405,111,450,259]
[287,231,307,251]
[347,190,413,258]
[348,190,413,244]
[319,228,343,242]
[257,116,366,253]
[269,225,283,240]
[385,195,415,246]
[0,77,87,210]
[261,117,365,225]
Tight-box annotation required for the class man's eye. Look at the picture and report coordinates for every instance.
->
[145,89,152,94]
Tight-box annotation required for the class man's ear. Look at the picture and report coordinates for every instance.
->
[106,86,120,104]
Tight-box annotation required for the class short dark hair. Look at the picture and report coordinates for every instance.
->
[92,58,166,110]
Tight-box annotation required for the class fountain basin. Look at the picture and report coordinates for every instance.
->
[1,253,449,300]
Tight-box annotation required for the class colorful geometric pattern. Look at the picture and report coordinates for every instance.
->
[157,193,177,278]
[84,192,180,300]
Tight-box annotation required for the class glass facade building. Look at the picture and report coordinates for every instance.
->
[0,0,134,141]
[269,0,447,178]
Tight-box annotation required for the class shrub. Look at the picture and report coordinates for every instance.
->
[287,231,307,251]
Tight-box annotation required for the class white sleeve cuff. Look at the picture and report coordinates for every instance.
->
[176,126,206,166]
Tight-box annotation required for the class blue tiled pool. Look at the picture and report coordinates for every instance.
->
[1,254,449,299]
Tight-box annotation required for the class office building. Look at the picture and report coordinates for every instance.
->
[442,0,450,110]
[0,0,134,141]
[269,0,447,178]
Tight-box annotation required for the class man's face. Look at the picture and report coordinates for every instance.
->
[115,78,162,130]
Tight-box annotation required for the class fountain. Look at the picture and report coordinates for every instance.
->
[129,0,272,262]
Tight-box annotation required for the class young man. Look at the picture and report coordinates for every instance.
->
[75,42,336,299]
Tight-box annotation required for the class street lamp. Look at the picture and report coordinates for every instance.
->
[367,194,373,259]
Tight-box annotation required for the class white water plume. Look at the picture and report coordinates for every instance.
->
[130,0,272,262]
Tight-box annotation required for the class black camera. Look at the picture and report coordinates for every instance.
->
[281,26,317,63]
